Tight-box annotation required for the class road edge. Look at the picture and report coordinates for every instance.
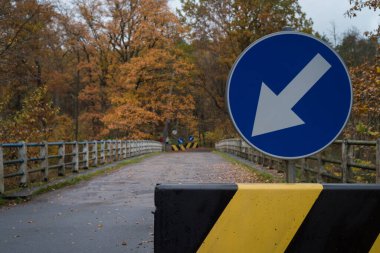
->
[213,151,284,183]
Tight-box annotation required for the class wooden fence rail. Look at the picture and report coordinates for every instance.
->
[215,138,380,184]
[0,140,163,193]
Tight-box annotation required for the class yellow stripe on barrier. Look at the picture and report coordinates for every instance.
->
[186,143,192,149]
[370,234,380,253]
[179,144,186,151]
[171,145,179,151]
[198,184,323,253]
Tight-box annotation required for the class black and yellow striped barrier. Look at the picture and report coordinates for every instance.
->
[185,142,198,149]
[171,144,179,151]
[154,184,380,253]
[171,142,198,151]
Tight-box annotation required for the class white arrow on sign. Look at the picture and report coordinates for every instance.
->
[252,53,331,137]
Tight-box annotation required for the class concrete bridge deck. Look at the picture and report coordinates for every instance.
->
[0,152,275,253]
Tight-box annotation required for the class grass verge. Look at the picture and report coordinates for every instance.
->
[0,152,160,206]
[213,151,283,183]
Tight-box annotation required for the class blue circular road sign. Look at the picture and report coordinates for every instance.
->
[227,31,352,159]
[178,138,184,145]
[189,135,194,142]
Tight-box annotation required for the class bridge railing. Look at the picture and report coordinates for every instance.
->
[215,138,380,184]
[0,140,163,193]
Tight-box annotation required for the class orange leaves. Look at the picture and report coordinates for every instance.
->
[68,0,193,140]
[0,0,195,142]
[102,97,159,139]
[344,54,380,139]
[351,62,380,116]
[103,44,197,139]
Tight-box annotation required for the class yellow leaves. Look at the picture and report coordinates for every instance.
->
[50,115,74,141]
[0,86,60,142]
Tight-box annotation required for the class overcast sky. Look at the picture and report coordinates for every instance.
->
[168,0,379,42]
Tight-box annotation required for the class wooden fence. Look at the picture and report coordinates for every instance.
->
[0,140,163,193]
[215,138,380,184]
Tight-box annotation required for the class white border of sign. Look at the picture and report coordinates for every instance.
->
[226,31,353,160]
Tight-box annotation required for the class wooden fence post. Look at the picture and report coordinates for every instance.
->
[121,140,124,159]
[268,156,273,169]
[105,140,109,162]
[110,140,113,161]
[376,138,380,184]
[131,141,134,157]
[316,153,323,183]
[0,144,4,194]
[117,140,122,160]
[113,141,117,160]
[113,140,117,160]
[58,143,65,176]
[107,140,112,162]
[115,141,118,160]
[72,141,79,173]
[101,141,105,164]
[123,141,127,159]
[238,140,242,157]
[40,141,49,181]
[262,154,266,167]
[19,142,28,186]
[92,141,98,166]
[127,141,131,157]
[341,140,348,183]
[84,141,89,169]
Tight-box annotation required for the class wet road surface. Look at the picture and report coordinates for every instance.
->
[0,152,264,253]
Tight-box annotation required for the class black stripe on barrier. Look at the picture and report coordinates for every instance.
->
[154,184,380,253]
[154,184,237,253]
[171,143,198,151]
[285,184,380,253]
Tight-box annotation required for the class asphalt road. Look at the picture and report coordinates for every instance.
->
[0,152,262,253]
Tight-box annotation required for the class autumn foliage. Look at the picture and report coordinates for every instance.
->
[0,0,378,144]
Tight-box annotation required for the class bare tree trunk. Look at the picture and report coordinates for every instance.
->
[162,83,174,147]
[74,51,80,141]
